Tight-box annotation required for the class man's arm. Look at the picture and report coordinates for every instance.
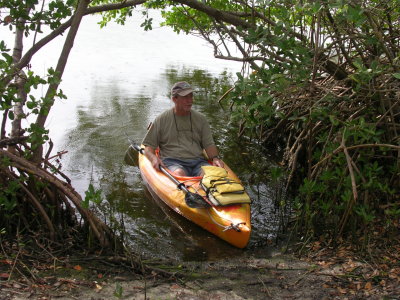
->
[205,145,224,168]
[144,146,163,170]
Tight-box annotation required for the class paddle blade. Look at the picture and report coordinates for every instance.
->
[124,145,138,166]
[185,193,210,208]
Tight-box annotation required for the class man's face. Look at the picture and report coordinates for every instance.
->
[174,93,193,113]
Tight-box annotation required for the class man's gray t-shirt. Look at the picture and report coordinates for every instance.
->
[142,109,215,160]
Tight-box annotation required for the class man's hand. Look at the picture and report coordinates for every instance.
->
[144,146,164,170]
[205,145,224,168]
[212,157,224,168]
[150,155,163,170]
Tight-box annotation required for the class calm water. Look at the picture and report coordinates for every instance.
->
[9,12,284,261]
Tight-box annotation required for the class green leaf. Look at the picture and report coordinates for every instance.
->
[8,111,14,120]
[393,73,400,79]
[84,183,102,208]
[114,282,123,298]
[26,101,35,109]
[1,53,13,64]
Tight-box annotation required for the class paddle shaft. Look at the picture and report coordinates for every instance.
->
[127,141,189,193]
[130,142,144,155]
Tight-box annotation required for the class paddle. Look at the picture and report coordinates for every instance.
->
[126,139,210,209]
[124,144,140,166]
[158,164,210,208]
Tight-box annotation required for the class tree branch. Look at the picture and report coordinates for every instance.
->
[0,149,110,247]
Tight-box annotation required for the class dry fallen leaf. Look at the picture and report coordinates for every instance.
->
[365,282,372,290]
[318,260,335,268]
[312,241,321,251]
[0,259,12,265]
[53,281,63,287]
[73,265,82,271]
[170,284,180,290]
[337,247,348,257]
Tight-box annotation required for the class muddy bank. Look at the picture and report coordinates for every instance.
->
[1,251,398,299]
[0,255,327,299]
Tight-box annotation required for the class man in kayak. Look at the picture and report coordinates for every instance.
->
[142,81,224,176]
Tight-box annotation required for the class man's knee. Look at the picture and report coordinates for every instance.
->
[171,168,187,176]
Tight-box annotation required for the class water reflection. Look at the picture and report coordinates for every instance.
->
[62,66,282,261]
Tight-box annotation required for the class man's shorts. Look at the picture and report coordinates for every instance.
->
[162,157,210,177]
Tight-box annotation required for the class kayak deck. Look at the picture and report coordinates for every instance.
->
[138,150,251,248]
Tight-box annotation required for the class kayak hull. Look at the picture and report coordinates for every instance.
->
[138,150,251,248]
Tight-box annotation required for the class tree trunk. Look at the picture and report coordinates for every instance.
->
[9,14,29,153]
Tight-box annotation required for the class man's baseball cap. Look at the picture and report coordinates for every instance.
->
[171,81,194,96]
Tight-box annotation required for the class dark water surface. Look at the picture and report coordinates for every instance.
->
[45,14,284,261]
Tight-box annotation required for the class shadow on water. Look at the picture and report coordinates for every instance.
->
[62,65,286,261]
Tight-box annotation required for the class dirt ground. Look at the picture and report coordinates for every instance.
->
[1,250,399,300]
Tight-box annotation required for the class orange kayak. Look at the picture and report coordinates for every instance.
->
[138,149,251,248]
